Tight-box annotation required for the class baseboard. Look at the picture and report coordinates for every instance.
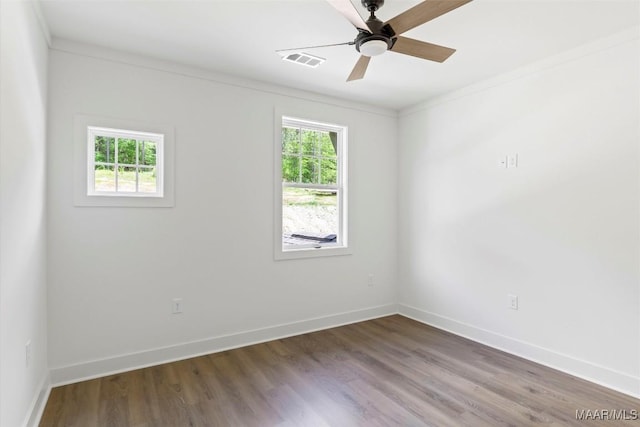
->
[23,373,52,427]
[46,302,639,403]
[50,304,398,386]
[398,304,640,399]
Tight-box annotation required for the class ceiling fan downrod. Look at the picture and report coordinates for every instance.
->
[361,0,384,13]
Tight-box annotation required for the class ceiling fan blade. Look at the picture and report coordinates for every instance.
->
[326,0,370,31]
[386,0,473,35]
[347,55,371,81]
[276,41,354,53]
[391,36,456,63]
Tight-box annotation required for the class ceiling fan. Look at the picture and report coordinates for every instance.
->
[278,0,472,81]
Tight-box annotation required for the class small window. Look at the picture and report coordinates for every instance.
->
[73,115,174,208]
[275,115,349,259]
[87,127,163,197]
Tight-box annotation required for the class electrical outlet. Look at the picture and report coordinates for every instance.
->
[172,298,183,314]
[499,154,519,169]
[508,294,518,310]
[367,274,375,287]
[25,340,32,368]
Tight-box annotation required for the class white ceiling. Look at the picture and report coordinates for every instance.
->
[39,0,640,110]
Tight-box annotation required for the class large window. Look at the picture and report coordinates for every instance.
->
[276,116,348,258]
[87,126,163,197]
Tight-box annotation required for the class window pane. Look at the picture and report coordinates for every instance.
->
[282,127,300,154]
[301,130,317,156]
[320,158,337,185]
[282,187,338,247]
[118,138,137,165]
[118,166,137,192]
[94,165,115,192]
[282,155,300,183]
[138,167,157,193]
[301,156,319,184]
[279,117,347,256]
[138,141,157,166]
[94,136,115,163]
[319,132,337,157]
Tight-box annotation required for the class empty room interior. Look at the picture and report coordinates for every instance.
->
[1,0,640,425]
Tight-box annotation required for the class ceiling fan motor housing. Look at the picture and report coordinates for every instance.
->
[355,14,396,55]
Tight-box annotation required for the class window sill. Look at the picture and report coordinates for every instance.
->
[75,195,173,208]
[275,245,352,261]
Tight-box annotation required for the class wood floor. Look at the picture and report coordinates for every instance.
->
[41,315,639,426]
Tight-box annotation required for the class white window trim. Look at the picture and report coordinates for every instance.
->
[274,112,351,260]
[74,114,175,207]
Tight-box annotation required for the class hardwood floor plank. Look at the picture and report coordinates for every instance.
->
[327,326,467,423]
[263,350,362,426]
[127,368,159,425]
[265,384,330,427]
[40,315,640,426]
[213,352,283,426]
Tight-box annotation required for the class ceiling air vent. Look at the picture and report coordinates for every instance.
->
[282,52,325,68]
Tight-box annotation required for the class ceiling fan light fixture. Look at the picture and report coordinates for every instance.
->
[359,39,388,57]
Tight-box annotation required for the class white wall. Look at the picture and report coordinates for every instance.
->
[0,1,50,425]
[47,42,398,382]
[398,30,640,396]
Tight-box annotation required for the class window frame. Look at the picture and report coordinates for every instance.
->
[87,126,164,198]
[275,114,350,260]
[73,115,175,208]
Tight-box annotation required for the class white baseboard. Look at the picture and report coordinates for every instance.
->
[399,304,640,399]
[50,304,398,386]
[23,373,52,427]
